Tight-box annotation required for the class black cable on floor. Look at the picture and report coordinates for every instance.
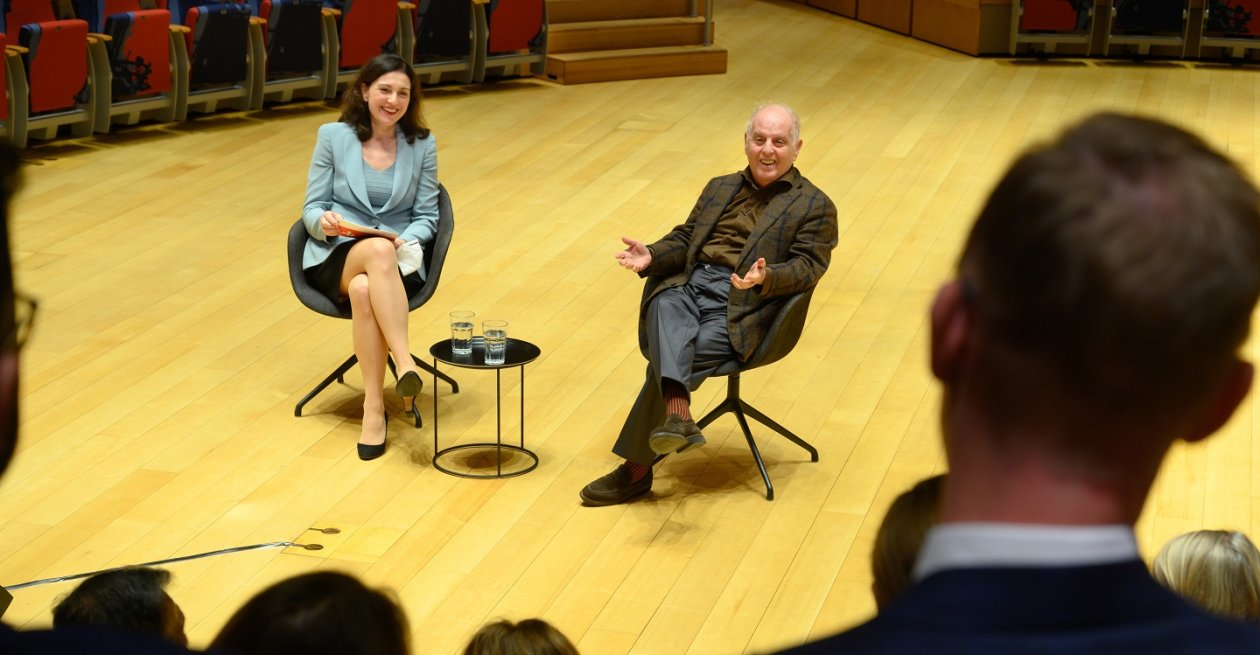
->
[4,540,316,591]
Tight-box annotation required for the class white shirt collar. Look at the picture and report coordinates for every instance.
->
[913,522,1139,581]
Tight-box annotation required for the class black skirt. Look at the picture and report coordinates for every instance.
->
[304,240,424,307]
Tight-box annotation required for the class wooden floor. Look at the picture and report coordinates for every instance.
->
[3,1,1260,652]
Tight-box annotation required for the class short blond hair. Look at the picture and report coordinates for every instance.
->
[1153,530,1260,622]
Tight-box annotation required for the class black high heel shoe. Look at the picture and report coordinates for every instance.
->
[396,370,422,402]
[358,412,387,461]
[396,370,423,425]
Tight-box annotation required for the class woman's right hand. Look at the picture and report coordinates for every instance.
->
[320,211,342,237]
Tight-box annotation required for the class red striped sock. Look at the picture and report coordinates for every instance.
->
[624,460,651,482]
[662,380,691,420]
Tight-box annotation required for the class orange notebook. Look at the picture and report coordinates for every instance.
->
[337,220,398,240]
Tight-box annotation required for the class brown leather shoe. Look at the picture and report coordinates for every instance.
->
[579,464,652,506]
[648,413,706,455]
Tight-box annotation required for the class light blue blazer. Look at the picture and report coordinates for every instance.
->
[301,121,439,280]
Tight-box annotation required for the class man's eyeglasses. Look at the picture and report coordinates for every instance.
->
[8,292,36,350]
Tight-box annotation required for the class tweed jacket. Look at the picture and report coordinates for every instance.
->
[300,122,439,277]
[639,168,838,361]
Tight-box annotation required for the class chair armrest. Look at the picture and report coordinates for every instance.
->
[408,184,454,311]
[289,220,349,317]
[743,290,813,370]
[636,288,814,373]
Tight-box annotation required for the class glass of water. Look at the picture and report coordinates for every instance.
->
[483,320,508,365]
[450,311,475,356]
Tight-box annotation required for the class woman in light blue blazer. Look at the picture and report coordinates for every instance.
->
[301,54,438,461]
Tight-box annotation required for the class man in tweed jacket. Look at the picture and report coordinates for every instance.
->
[580,103,839,506]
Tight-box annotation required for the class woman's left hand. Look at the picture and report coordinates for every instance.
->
[393,237,406,249]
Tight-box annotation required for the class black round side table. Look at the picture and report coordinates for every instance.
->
[430,337,541,478]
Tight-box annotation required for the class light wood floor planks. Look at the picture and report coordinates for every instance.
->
[3,1,1260,652]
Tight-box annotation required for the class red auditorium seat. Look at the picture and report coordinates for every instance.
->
[480,0,545,79]
[4,1,96,146]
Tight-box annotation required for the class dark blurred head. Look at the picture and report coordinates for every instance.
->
[948,113,1260,460]
[871,474,945,609]
[209,571,409,655]
[463,618,579,655]
[52,567,186,646]
[0,142,22,476]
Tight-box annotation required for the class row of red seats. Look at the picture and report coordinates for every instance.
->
[1011,0,1260,58]
[0,0,546,148]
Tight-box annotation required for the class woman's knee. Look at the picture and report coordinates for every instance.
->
[360,238,396,266]
[346,275,372,306]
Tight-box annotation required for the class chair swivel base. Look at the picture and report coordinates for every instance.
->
[695,373,817,501]
[294,353,459,428]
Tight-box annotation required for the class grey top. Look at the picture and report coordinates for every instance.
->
[363,161,396,211]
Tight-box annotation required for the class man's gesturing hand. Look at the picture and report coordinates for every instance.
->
[615,236,652,273]
[731,258,767,290]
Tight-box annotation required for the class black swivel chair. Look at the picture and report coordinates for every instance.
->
[287,183,459,427]
[661,290,819,500]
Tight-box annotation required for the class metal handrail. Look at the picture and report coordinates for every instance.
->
[705,0,713,46]
[691,0,715,46]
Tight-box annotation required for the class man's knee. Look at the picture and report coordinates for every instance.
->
[647,289,697,330]
[650,287,688,310]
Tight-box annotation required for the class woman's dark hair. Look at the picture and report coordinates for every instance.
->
[209,571,409,655]
[339,53,429,144]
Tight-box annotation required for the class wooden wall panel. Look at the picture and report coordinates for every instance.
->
[912,0,981,54]
[807,0,856,18]
[858,0,911,34]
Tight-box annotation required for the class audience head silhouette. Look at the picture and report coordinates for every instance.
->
[933,113,1260,525]
[209,571,409,655]
[776,113,1260,655]
[52,567,186,645]
[0,142,21,475]
[1153,529,1260,623]
[463,618,579,655]
[871,474,944,608]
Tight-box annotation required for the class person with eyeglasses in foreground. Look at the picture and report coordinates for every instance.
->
[779,113,1260,653]
[0,145,194,654]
